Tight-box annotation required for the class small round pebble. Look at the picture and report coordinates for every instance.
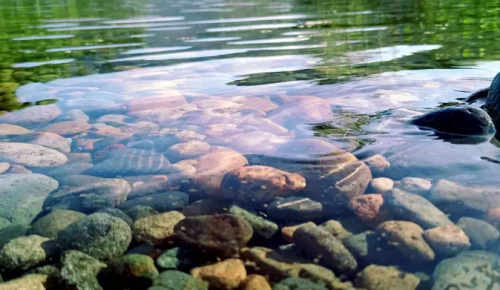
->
[369,178,394,193]
[398,177,432,195]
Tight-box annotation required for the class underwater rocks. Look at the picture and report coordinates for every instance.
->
[191,259,247,290]
[132,211,185,245]
[3,104,62,126]
[60,250,107,290]
[384,189,452,229]
[84,148,172,177]
[0,174,58,225]
[174,214,253,255]
[29,210,86,239]
[43,175,130,212]
[429,179,500,213]
[423,225,470,255]
[0,123,32,136]
[221,166,306,204]
[10,132,71,154]
[457,217,500,249]
[228,205,278,239]
[0,235,56,270]
[432,251,500,290]
[293,223,358,275]
[485,71,500,128]
[120,191,188,213]
[151,270,208,290]
[58,213,132,261]
[0,143,67,167]
[44,120,92,136]
[355,265,420,290]
[267,197,323,222]
[410,105,494,135]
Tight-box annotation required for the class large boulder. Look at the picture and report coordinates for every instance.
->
[0,174,59,225]
[485,71,500,128]
[0,235,56,270]
[410,105,494,135]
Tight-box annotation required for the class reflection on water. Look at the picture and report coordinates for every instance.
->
[1,0,500,289]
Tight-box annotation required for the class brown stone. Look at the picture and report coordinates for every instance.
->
[319,220,353,241]
[181,199,230,217]
[355,265,420,290]
[488,208,500,229]
[192,150,248,197]
[44,120,92,136]
[191,259,247,290]
[0,123,32,136]
[166,141,211,159]
[242,274,272,290]
[423,225,470,255]
[364,155,390,176]
[132,211,185,245]
[0,163,9,174]
[281,222,316,243]
[221,165,306,204]
[377,221,434,262]
[174,214,253,255]
[349,194,393,227]
[369,178,394,194]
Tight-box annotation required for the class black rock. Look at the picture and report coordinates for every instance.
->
[410,105,494,136]
[486,72,500,127]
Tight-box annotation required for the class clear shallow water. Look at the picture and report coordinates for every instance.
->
[1,0,500,289]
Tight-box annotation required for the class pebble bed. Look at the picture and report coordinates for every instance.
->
[0,61,499,290]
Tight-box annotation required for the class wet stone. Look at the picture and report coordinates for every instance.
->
[60,250,107,290]
[410,105,494,135]
[192,150,248,197]
[0,174,59,225]
[47,163,93,180]
[132,211,185,245]
[319,220,353,241]
[355,265,420,290]
[191,259,247,290]
[97,207,133,227]
[423,225,471,255]
[123,121,160,136]
[432,251,500,290]
[221,166,306,205]
[0,235,55,270]
[282,222,316,243]
[10,132,71,153]
[273,277,328,290]
[0,224,29,248]
[84,148,172,177]
[429,179,500,213]
[0,123,32,136]
[242,275,272,290]
[0,274,47,290]
[385,189,452,229]
[125,206,160,221]
[99,254,159,290]
[43,175,131,212]
[57,213,132,261]
[369,177,394,194]
[174,214,253,255]
[181,198,229,217]
[0,143,68,167]
[343,231,402,266]
[457,217,500,249]
[0,163,9,174]
[293,223,358,275]
[44,120,92,136]
[58,109,90,122]
[267,197,323,222]
[377,221,434,262]
[156,247,205,270]
[151,270,208,290]
[349,194,392,228]
[165,140,211,159]
[120,191,189,213]
[363,155,390,176]
[6,104,62,126]
[5,164,32,174]
[92,143,127,163]
[397,177,432,195]
[229,205,278,239]
[29,210,86,239]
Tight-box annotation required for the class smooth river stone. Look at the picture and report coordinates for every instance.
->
[268,96,334,129]
[44,120,92,136]
[429,179,500,213]
[191,149,248,197]
[250,138,372,215]
[0,123,32,136]
[0,142,68,167]
[385,189,452,229]
[221,166,306,204]
[6,104,62,126]
[83,148,172,177]
[58,109,90,122]
[10,132,71,153]
[43,175,131,212]
[129,93,187,112]
[0,174,59,225]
